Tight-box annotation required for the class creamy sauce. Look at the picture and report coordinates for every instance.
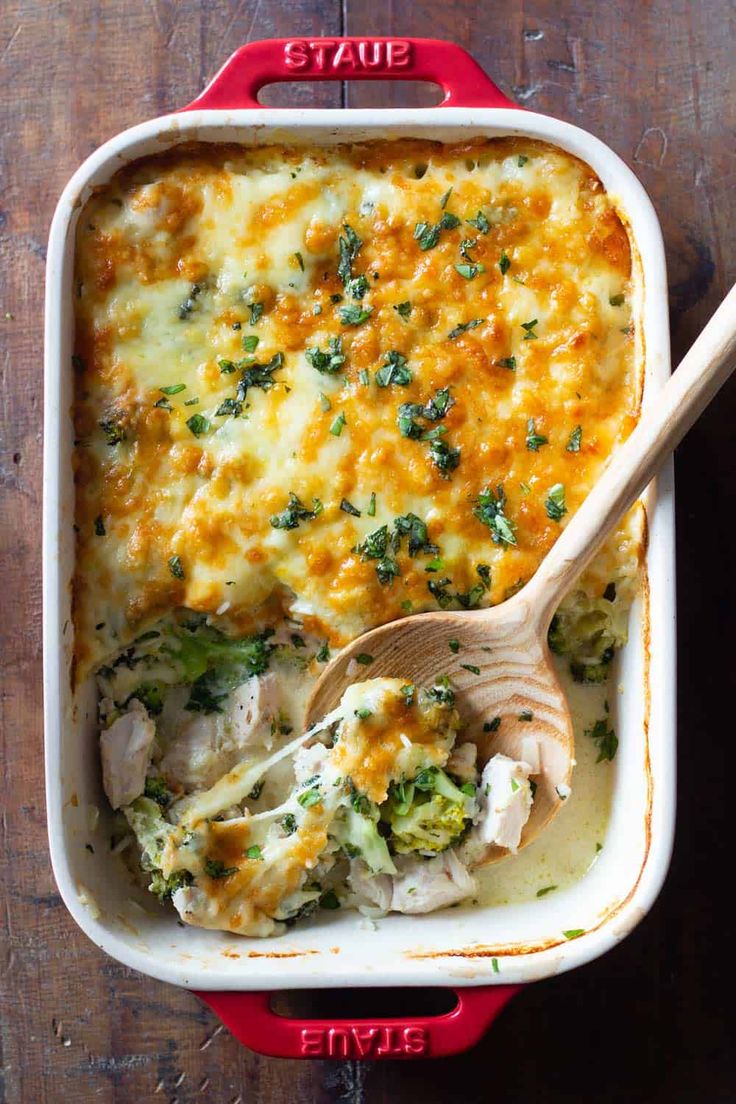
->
[475,660,612,905]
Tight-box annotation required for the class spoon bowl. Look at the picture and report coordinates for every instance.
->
[305,590,573,864]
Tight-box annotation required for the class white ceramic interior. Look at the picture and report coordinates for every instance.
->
[43,106,675,990]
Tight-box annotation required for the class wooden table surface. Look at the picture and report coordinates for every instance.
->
[1,1,734,1100]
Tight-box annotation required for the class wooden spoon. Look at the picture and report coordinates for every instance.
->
[306,286,736,863]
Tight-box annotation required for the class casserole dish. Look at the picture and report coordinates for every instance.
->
[43,37,675,1059]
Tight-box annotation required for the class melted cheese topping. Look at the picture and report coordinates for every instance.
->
[73,138,638,678]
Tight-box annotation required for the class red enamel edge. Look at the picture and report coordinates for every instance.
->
[181,37,518,111]
[195,985,520,1060]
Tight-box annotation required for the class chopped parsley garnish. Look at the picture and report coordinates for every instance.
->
[526,417,548,451]
[498,251,511,275]
[329,411,346,436]
[563,929,585,940]
[242,334,260,353]
[236,352,284,400]
[337,224,363,287]
[440,187,453,209]
[449,639,460,653]
[519,710,533,721]
[428,438,460,476]
[354,707,373,719]
[455,262,485,280]
[400,683,416,706]
[448,318,483,340]
[461,664,481,675]
[316,641,331,663]
[484,717,501,733]
[245,845,263,860]
[306,336,346,374]
[346,274,369,300]
[566,425,582,452]
[319,392,332,412]
[298,787,322,808]
[496,356,516,370]
[219,359,237,374]
[393,512,438,557]
[354,525,389,560]
[186,413,210,438]
[476,563,492,590]
[154,397,172,411]
[545,483,567,521]
[609,293,625,307]
[518,154,529,167]
[99,417,126,445]
[356,653,374,665]
[414,210,461,251]
[339,304,372,326]
[537,885,558,897]
[427,577,453,608]
[159,383,186,396]
[177,283,203,320]
[492,957,500,974]
[294,251,305,272]
[472,485,517,546]
[467,211,491,233]
[586,718,618,762]
[215,397,242,417]
[204,859,238,879]
[394,301,412,319]
[340,498,361,517]
[270,492,322,530]
[281,813,297,835]
[168,555,184,579]
[183,397,199,406]
[375,350,412,387]
[427,676,455,706]
[94,515,106,536]
[367,492,376,517]
[248,781,264,800]
[247,301,264,326]
[521,318,538,339]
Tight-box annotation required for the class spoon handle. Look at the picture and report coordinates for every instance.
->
[523,284,736,628]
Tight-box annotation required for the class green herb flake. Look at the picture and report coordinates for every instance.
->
[306,336,346,375]
[394,301,412,320]
[461,663,481,675]
[586,718,618,763]
[159,383,186,396]
[354,707,373,720]
[449,639,461,654]
[484,717,501,733]
[537,885,558,897]
[168,554,184,579]
[518,154,529,167]
[544,483,567,521]
[297,787,322,808]
[242,334,260,353]
[498,251,511,275]
[319,392,332,412]
[183,397,199,407]
[294,251,305,272]
[609,293,625,307]
[339,304,372,326]
[316,640,331,663]
[566,425,582,453]
[270,492,322,531]
[521,318,538,340]
[375,349,412,388]
[519,710,533,721]
[367,492,376,517]
[440,187,453,209]
[526,417,549,452]
[467,211,491,234]
[497,356,516,371]
[455,262,485,280]
[492,957,500,974]
[340,498,361,517]
[186,413,210,438]
[205,859,238,879]
[563,928,585,940]
[472,484,517,546]
[355,653,374,665]
[448,318,483,340]
[245,845,263,860]
[329,411,346,436]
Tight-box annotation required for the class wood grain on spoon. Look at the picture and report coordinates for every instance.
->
[306,284,736,864]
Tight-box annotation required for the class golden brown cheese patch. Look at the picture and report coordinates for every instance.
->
[73,138,638,676]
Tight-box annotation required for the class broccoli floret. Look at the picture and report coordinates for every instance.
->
[149,868,192,902]
[384,767,476,856]
[548,591,628,682]
[126,681,165,715]
[144,775,173,808]
[123,796,174,869]
[331,806,396,874]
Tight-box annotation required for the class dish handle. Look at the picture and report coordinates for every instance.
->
[181,37,518,111]
[195,985,520,1059]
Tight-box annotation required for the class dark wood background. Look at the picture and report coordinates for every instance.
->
[1,1,734,1100]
